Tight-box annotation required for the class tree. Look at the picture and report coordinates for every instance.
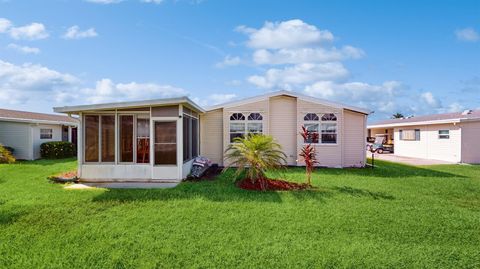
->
[392,113,404,119]
[224,134,287,189]
[299,126,318,186]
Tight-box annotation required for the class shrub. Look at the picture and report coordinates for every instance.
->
[40,141,76,159]
[223,134,286,187]
[0,144,16,164]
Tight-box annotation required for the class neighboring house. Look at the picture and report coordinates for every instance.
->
[54,91,370,183]
[368,110,480,163]
[0,109,78,160]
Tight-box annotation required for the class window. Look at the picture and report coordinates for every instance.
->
[120,115,134,162]
[304,123,319,143]
[40,129,53,139]
[136,116,150,163]
[85,115,116,163]
[84,115,99,162]
[438,130,450,139]
[248,113,263,121]
[154,121,177,165]
[304,113,319,121]
[183,114,199,162]
[101,115,115,162]
[229,112,263,142]
[303,113,337,144]
[400,129,420,141]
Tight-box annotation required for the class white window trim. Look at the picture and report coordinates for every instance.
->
[40,128,53,139]
[438,130,450,139]
[229,112,264,143]
[302,113,338,145]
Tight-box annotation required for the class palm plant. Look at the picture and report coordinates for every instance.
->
[299,126,318,186]
[224,134,287,187]
[391,112,404,119]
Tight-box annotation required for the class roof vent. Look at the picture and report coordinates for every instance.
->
[462,109,473,115]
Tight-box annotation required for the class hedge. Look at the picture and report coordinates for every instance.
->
[0,144,15,164]
[40,141,76,159]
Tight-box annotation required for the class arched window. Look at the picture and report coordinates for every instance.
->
[230,113,245,121]
[321,113,337,121]
[304,113,319,121]
[248,113,263,121]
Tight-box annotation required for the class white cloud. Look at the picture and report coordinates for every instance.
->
[253,46,364,65]
[248,62,349,89]
[0,60,78,105]
[215,55,241,68]
[85,0,123,4]
[445,102,464,113]
[6,43,40,54]
[9,22,49,40]
[237,19,334,49]
[63,26,98,40]
[420,91,440,107]
[0,18,12,33]
[77,79,187,104]
[192,93,238,107]
[455,27,479,42]
[304,80,402,113]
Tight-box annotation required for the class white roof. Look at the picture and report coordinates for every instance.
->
[54,96,205,114]
[206,90,372,114]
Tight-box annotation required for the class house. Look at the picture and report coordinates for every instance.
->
[0,108,78,160]
[367,110,480,163]
[53,91,370,183]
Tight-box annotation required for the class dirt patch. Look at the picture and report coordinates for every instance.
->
[186,166,222,181]
[237,178,310,191]
[48,171,78,184]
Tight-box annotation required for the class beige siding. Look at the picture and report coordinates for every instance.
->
[343,110,366,167]
[394,123,461,162]
[200,109,224,165]
[0,121,33,160]
[296,99,343,168]
[32,124,63,159]
[269,96,297,165]
[461,121,480,163]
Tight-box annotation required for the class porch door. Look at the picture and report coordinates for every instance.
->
[151,120,179,180]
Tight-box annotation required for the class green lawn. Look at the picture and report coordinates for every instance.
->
[1,159,479,268]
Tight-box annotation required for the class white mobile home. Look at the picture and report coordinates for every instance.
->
[0,109,78,160]
[368,110,480,163]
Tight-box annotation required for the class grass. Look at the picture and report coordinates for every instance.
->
[0,159,480,268]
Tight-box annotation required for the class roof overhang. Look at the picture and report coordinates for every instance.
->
[0,117,78,126]
[205,90,372,115]
[367,117,480,129]
[53,96,205,114]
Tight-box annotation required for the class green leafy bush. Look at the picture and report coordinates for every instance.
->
[0,144,16,163]
[40,141,76,159]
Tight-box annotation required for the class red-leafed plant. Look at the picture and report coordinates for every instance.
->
[299,126,318,186]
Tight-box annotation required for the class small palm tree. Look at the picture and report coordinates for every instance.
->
[392,112,404,119]
[224,134,287,187]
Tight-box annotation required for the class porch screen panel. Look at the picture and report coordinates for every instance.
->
[183,115,190,161]
[136,117,150,164]
[192,118,198,158]
[101,115,115,162]
[120,115,134,162]
[84,115,99,162]
[154,121,177,165]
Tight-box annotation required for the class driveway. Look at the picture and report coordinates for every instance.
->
[366,152,455,166]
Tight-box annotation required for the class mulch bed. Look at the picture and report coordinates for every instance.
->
[48,171,78,184]
[237,178,310,191]
[186,166,222,181]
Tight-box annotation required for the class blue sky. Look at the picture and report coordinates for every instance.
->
[0,0,479,120]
